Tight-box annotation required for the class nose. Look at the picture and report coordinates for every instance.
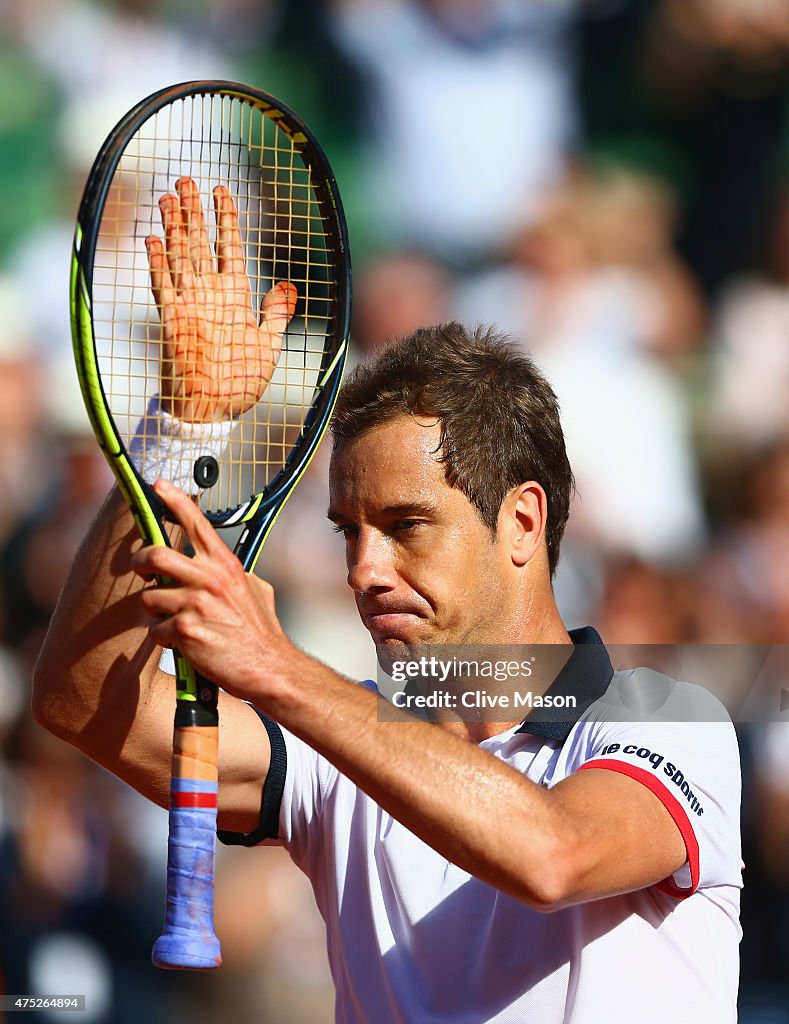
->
[347,528,398,594]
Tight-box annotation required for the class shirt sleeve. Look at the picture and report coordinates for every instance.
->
[577,673,742,898]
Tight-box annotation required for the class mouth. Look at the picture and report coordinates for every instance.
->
[364,611,425,643]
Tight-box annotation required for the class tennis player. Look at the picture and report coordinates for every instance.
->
[34,252,741,1019]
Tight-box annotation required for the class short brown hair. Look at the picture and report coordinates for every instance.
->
[331,322,574,577]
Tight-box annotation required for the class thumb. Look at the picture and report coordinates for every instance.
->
[259,281,298,336]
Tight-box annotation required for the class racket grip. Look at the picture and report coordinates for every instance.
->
[152,704,222,970]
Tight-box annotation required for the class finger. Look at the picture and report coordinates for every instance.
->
[140,583,192,619]
[177,176,214,276]
[142,581,226,627]
[259,281,297,338]
[159,192,195,291]
[213,185,246,275]
[148,614,188,650]
[145,235,176,314]
[131,543,209,588]
[153,479,228,559]
[248,574,287,639]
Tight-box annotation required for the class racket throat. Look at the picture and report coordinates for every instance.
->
[174,695,219,728]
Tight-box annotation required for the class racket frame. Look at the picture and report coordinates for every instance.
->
[70,80,351,970]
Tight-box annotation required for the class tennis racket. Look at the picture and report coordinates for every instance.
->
[70,81,350,970]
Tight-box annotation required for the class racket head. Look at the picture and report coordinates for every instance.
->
[71,81,351,556]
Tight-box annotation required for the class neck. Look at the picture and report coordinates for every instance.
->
[504,585,574,646]
[439,719,522,744]
[440,594,573,745]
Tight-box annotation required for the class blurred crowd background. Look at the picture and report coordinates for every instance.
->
[1,0,789,1020]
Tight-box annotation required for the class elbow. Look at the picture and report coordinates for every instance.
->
[512,831,579,913]
[524,862,575,914]
[31,653,72,742]
[31,655,52,728]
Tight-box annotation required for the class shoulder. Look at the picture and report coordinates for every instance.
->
[568,668,740,788]
[561,667,742,894]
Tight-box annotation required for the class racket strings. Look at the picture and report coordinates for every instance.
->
[92,91,339,517]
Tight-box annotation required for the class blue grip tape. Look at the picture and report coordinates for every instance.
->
[151,791,222,969]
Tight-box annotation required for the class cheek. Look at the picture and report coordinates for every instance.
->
[459,543,508,605]
[433,549,496,612]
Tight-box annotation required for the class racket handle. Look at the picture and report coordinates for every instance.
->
[152,700,222,970]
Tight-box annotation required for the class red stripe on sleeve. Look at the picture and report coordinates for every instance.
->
[171,791,218,809]
[579,757,699,899]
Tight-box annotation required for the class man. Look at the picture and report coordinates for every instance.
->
[33,182,741,1023]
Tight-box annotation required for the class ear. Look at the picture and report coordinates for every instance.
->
[500,482,547,568]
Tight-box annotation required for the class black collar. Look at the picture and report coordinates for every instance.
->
[515,626,613,743]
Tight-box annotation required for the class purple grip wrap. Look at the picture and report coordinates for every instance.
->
[152,778,222,969]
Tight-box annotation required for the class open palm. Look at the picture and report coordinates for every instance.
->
[146,176,297,422]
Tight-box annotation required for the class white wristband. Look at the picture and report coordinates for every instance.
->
[128,396,234,496]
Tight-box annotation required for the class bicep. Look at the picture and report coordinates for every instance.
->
[546,767,688,908]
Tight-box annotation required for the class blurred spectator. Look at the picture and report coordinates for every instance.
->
[0,713,177,1024]
[581,0,789,296]
[199,0,283,57]
[0,15,60,261]
[456,165,706,565]
[739,717,789,1013]
[238,0,373,260]
[0,279,47,549]
[16,0,232,172]
[754,719,789,889]
[0,340,111,667]
[351,248,452,354]
[596,557,697,646]
[330,0,580,262]
[186,844,334,1024]
[647,0,789,295]
[707,182,789,455]
[581,161,706,366]
[645,0,789,98]
[701,439,789,644]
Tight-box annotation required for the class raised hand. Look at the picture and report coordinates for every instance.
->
[146,176,297,423]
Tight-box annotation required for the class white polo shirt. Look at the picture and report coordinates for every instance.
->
[220,628,743,1024]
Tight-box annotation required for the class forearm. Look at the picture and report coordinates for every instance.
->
[32,486,164,758]
[33,487,274,829]
[255,654,569,909]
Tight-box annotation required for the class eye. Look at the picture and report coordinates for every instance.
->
[331,523,357,539]
[393,520,421,534]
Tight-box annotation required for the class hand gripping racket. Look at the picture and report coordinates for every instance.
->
[70,81,350,970]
